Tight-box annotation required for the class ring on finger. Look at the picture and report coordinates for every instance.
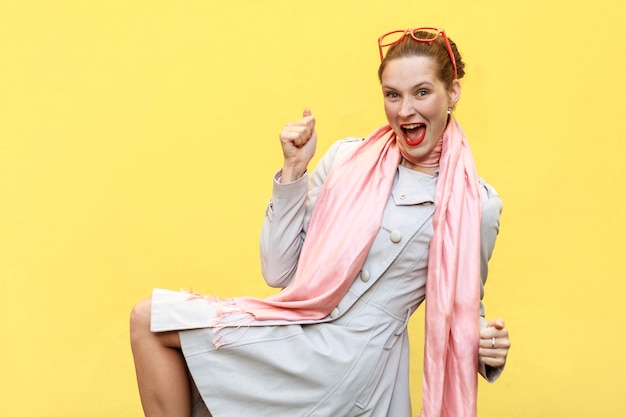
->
[491,337,496,348]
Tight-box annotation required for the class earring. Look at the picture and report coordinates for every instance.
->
[447,108,451,115]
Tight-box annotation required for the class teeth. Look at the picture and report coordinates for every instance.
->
[403,124,422,129]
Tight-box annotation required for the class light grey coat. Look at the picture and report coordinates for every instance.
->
[151,138,503,417]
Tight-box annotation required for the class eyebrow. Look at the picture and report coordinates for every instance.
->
[382,81,434,91]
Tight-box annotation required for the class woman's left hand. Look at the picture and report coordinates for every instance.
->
[478,318,510,368]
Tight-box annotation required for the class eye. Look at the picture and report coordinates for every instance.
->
[385,91,400,99]
[417,89,429,97]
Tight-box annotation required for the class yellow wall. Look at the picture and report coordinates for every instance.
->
[1,1,625,415]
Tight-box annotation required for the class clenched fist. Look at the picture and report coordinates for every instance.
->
[278,109,317,183]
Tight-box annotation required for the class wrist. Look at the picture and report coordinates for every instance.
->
[279,165,307,183]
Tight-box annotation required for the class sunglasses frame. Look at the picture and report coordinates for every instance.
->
[377,27,458,80]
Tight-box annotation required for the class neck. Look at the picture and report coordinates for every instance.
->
[397,133,443,174]
[400,158,439,175]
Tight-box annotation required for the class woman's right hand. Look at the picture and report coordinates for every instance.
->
[278,109,317,183]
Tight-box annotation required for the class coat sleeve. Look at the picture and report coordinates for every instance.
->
[259,139,361,288]
[259,171,309,288]
[476,180,505,382]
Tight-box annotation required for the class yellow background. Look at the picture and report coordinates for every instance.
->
[1,0,625,416]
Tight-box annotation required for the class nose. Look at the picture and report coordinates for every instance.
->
[398,97,416,118]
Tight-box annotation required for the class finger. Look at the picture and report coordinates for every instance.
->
[282,132,307,147]
[479,342,509,357]
[284,120,310,128]
[479,351,507,367]
[301,109,316,133]
[284,116,315,131]
[487,318,505,330]
[479,346,507,358]
[480,326,509,340]
[480,336,509,355]
[480,335,497,349]
[480,336,507,349]
[283,127,313,148]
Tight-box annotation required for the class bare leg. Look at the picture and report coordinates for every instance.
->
[130,297,192,417]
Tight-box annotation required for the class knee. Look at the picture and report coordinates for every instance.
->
[130,297,152,344]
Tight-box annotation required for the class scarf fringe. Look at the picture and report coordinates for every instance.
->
[183,290,255,348]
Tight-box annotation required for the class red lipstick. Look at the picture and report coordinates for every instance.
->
[400,123,426,146]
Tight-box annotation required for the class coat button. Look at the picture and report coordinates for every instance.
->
[329,307,339,319]
[390,230,402,243]
[360,270,370,282]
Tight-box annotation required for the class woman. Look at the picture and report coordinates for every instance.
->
[130,27,511,417]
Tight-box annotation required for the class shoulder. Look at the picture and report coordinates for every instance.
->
[326,137,365,160]
[316,137,365,173]
[478,177,503,225]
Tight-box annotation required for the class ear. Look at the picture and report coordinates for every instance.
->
[448,79,462,108]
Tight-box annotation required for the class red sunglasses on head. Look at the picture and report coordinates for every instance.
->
[377,27,458,80]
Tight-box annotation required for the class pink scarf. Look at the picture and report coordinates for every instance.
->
[213,118,481,416]
[421,119,482,417]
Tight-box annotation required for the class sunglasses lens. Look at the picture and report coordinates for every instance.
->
[380,31,407,47]
[411,28,439,41]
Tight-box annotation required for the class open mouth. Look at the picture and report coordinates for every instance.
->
[400,123,426,146]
